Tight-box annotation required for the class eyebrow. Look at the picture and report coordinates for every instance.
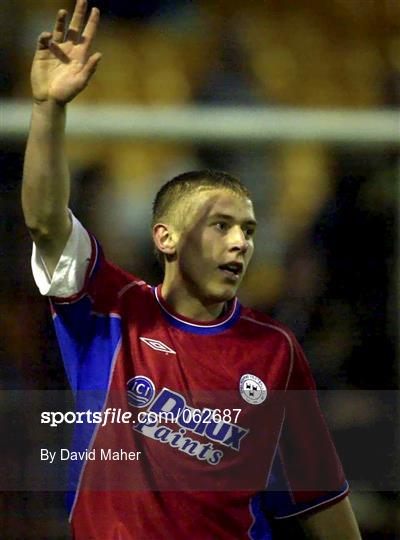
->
[209,213,258,227]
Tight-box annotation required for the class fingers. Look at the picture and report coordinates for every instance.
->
[37,32,53,50]
[52,9,68,43]
[66,0,88,43]
[80,51,102,79]
[81,8,100,46]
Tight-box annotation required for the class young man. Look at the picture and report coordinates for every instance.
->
[22,1,362,538]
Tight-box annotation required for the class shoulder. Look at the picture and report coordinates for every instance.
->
[237,306,302,390]
[52,236,153,315]
[87,247,153,309]
[240,307,318,390]
[239,305,298,353]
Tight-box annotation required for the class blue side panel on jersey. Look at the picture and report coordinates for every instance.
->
[263,451,293,517]
[248,493,273,539]
[53,298,122,514]
[52,297,90,392]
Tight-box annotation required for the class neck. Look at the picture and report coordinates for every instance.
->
[161,280,227,321]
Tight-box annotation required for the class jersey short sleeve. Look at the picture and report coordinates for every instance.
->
[31,211,92,298]
[264,335,349,520]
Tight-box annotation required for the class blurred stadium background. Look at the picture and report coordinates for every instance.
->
[0,0,399,538]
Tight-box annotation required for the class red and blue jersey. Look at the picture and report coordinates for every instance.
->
[40,225,348,539]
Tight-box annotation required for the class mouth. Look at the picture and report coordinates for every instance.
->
[218,262,244,282]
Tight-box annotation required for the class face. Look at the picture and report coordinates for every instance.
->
[173,189,256,304]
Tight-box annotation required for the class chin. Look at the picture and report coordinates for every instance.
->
[205,285,237,304]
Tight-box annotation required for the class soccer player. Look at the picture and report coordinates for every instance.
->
[22,1,362,538]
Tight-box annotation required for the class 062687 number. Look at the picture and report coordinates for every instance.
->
[180,408,241,424]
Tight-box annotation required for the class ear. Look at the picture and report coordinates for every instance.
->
[152,223,178,257]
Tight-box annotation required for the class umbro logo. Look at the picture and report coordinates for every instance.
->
[139,337,176,355]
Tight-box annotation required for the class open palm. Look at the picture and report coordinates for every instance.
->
[31,0,101,104]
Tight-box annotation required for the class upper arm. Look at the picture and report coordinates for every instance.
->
[296,497,361,540]
[31,211,92,298]
[28,208,72,278]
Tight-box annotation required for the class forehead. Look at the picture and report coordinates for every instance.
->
[185,188,255,222]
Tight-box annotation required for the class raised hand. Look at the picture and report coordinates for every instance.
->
[31,0,101,105]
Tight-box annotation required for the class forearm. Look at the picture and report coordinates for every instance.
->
[297,498,362,540]
[22,100,70,237]
[22,100,72,275]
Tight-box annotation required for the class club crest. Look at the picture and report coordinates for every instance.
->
[239,374,267,405]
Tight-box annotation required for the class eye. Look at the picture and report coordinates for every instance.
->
[244,227,255,239]
[216,222,228,232]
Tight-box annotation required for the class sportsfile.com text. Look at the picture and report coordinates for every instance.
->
[41,408,242,428]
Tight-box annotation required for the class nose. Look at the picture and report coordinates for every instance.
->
[229,226,249,254]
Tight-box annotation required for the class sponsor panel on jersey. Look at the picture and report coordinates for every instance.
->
[127,376,249,467]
